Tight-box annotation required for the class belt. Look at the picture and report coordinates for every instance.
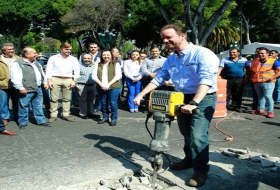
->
[53,76,71,79]
[223,76,244,80]
[78,83,94,86]
[184,92,216,98]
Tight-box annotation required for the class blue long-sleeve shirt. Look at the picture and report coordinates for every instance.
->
[151,43,219,94]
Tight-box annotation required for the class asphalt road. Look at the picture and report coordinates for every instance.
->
[0,86,280,189]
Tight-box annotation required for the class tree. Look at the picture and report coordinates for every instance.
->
[242,0,280,44]
[153,0,237,46]
[61,0,126,49]
[205,25,240,53]
[0,0,69,51]
[121,0,167,50]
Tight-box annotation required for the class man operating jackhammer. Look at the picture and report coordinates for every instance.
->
[133,24,219,187]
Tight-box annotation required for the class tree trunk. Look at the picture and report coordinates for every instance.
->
[242,14,251,44]
[198,0,234,46]
[153,0,172,24]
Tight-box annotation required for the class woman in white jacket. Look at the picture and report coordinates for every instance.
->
[124,50,143,112]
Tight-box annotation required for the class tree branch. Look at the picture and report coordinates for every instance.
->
[153,0,172,24]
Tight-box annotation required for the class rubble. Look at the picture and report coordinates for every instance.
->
[218,148,280,171]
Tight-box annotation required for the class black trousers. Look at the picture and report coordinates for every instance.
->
[224,77,244,108]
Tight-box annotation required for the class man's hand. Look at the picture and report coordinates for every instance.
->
[19,89,27,95]
[133,94,144,106]
[43,84,49,90]
[149,73,156,79]
[69,81,76,88]
[181,104,197,114]
[266,78,274,82]
[133,78,139,82]
[48,81,54,89]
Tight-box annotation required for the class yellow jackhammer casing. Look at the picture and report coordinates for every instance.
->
[148,90,184,116]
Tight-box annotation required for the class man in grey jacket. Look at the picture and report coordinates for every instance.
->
[10,47,51,129]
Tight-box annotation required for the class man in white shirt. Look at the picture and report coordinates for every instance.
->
[10,47,50,129]
[46,42,80,122]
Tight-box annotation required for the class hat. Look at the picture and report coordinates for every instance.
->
[127,50,132,54]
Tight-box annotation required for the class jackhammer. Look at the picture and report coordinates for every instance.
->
[142,90,199,189]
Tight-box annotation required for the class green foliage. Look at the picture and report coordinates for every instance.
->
[122,0,166,48]
[120,41,136,58]
[243,0,280,43]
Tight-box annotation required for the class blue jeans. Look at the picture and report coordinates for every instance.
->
[273,78,280,103]
[43,88,50,111]
[18,88,46,125]
[254,82,275,112]
[71,87,79,105]
[0,89,8,132]
[98,88,120,121]
[177,93,216,174]
[126,78,141,111]
[0,89,10,121]
[1,88,18,121]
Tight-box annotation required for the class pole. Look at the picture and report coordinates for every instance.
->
[240,0,243,55]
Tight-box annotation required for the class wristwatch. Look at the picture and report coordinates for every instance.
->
[189,100,199,106]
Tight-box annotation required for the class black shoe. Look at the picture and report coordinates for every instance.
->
[94,109,100,113]
[233,107,242,113]
[88,114,101,119]
[98,119,108,124]
[80,115,88,119]
[38,123,51,127]
[19,124,27,129]
[109,121,116,126]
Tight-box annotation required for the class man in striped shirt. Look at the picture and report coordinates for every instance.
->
[76,54,100,119]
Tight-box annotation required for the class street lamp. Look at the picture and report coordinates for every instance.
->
[238,0,243,55]
[187,30,192,42]
[98,29,118,50]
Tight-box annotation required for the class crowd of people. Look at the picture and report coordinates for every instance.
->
[1,23,280,188]
[219,47,280,118]
[0,41,172,135]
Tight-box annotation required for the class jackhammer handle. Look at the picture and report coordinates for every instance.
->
[177,105,200,114]
[140,99,149,106]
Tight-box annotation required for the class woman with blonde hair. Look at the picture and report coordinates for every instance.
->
[124,50,143,112]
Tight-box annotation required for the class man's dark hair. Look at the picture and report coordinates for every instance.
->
[150,45,160,51]
[269,50,278,54]
[258,47,270,53]
[229,48,240,53]
[110,47,119,52]
[88,43,99,47]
